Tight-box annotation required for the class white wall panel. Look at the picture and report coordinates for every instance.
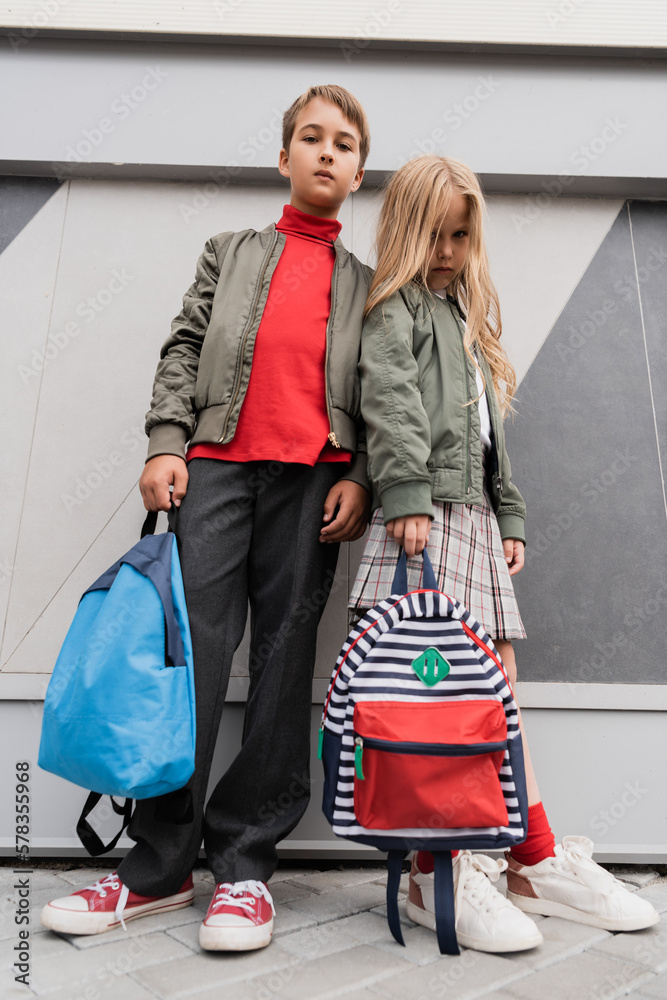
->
[1,40,665,192]
[1,703,664,860]
[1,0,666,49]
[1,185,69,644]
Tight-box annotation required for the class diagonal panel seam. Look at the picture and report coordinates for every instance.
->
[627,202,667,523]
[1,478,141,672]
[1,180,71,663]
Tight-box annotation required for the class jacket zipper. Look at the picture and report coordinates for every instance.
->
[461,335,472,497]
[325,245,340,448]
[218,230,279,443]
[354,734,507,780]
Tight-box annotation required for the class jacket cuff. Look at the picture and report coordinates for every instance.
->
[339,449,370,493]
[381,481,435,524]
[495,512,526,545]
[146,423,188,462]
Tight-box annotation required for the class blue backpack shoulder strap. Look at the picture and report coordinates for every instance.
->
[386,850,407,947]
[433,851,460,955]
[391,548,438,595]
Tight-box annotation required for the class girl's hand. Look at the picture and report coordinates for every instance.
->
[386,515,431,558]
[503,538,525,576]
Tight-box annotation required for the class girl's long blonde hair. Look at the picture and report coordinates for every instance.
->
[365,155,516,414]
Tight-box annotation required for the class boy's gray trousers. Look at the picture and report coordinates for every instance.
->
[117,457,342,895]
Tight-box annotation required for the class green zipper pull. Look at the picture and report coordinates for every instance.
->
[354,737,365,780]
[317,725,324,760]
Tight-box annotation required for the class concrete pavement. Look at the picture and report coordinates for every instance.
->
[1,862,665,1000]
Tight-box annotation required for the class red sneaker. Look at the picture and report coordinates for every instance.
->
[41,872,194,935]
[199,880,275,951]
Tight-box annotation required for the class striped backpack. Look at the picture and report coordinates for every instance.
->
[318,551,528,954]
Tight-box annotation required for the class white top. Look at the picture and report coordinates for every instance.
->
[434,291,492,457]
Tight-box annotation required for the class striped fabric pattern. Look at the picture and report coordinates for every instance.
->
[349,494,526,641]
[321,589,526,848]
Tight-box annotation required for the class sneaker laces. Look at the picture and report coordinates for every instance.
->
[552,836,618,893]
[82,873,131,932]
[211,880,276,917]
[455,852,511,915]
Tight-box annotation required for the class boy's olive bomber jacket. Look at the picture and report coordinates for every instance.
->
[359,283,527,543]
[146,223,373,491]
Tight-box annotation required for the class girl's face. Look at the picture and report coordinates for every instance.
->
[426,192,470,292]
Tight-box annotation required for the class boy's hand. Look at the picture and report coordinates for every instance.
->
[320,480,370,543]
[503,538,525,576]
[140,455,189,512]
[386,515,431,558]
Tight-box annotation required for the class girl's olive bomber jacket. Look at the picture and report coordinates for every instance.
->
[359,283,527,543]
[145,223,373,491]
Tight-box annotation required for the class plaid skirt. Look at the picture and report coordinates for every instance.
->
[349,492,526,641]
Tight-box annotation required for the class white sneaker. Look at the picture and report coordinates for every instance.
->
[506,836,660,932]
[199,880,275,951]
[407,852,543,953]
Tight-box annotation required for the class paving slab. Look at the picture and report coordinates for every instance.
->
[287,867,388,895]
[217,943,414,1000]
[51,868,120,888]
[282,882,387,923]
[165,920,202,952]
[59,905,201,951]
[0,869,72,894]
[499,915,610,971]
[269,880,315,904]
[276,909,389,960]
[268,867,319,884]
[372,921,469,967]
[1,928,76,983]
[30,930,193,994]
[636,968,667,997]
[636,881,667,914]
[370,898,416,928]
[30,973,161,1000]
[371,872,409,896]
[610,869,661,890]
[133,939,297,998]
[368,947,526,1000]
[502,950,655,1000]
[589,914,667,973]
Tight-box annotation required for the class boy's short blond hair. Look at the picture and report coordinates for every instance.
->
[282,85,370,169]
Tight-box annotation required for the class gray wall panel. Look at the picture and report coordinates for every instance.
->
[0,176,61,253]
[627,201,667,504]
[507,204,667,684]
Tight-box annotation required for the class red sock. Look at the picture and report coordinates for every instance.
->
[416,850,458,873]
[510,802,556,867]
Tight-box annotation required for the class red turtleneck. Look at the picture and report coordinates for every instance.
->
[186,204,352,466]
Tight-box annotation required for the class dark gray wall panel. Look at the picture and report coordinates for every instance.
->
[0,176,61,254]
[506,203,667,684]
[627,201,667,494]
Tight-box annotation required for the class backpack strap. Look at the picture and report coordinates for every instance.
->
[386,850,408,946]
[392,548,438,594]
[76,793,133,857]
[141,510,158,537]
[433,851,460,955]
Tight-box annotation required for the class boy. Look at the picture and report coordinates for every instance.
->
[41,85,372,951]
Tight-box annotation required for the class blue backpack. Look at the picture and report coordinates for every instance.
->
[319,551,528,954]
[38,511,195,853]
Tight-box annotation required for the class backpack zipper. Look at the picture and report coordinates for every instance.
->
[353,734,507,780]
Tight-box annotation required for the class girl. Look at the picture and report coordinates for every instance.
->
[350,155,658,954]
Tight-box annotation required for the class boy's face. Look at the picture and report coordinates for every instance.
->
[279,97,364,219]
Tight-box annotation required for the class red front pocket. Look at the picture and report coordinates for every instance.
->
[353,700,509,831]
